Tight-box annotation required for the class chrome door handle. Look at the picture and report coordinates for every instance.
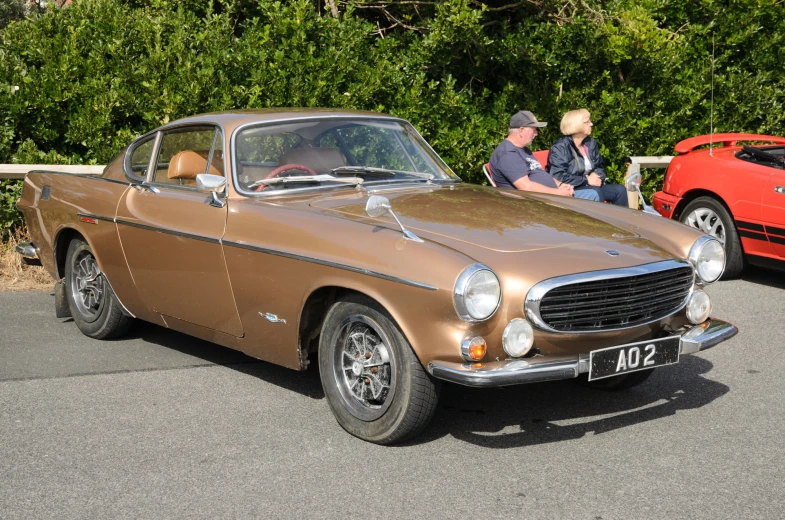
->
[776,186,785,194]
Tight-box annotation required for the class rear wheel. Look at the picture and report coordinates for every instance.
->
[680,196,744,278]
[576,368,654,391]
[318,295,440,444]
[65,238,133,339]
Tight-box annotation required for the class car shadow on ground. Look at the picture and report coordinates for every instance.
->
[739,265,785,289]
[124,321,728,447]
[411,355,728,447]
[124,321,326,399]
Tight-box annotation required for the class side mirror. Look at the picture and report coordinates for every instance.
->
[365,195,392,218]
[364,195,423,242]
[196,174,227,193]
[625,172,642,192]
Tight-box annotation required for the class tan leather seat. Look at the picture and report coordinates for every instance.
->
[279,147,346,173]
[168,150,222,186]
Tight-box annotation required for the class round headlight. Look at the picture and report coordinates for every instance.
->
[686,289,712,324]
[503,319,534,358]
[688,236,725,284]
[454,264,501,321]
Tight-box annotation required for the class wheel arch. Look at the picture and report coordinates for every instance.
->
[53,227,88,279]
[672,188,735,223]
[297,285,419,369]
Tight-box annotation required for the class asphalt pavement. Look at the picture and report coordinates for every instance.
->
[1,267,784,519]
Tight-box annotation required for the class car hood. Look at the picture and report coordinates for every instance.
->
[309,184,670,257]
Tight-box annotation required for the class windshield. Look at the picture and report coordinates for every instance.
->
[233,118,459,193]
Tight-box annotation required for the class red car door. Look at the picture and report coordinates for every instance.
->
[763,169,785,259]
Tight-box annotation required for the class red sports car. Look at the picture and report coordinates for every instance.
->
[653,133,785,278]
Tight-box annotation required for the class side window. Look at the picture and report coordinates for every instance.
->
[125,136,155,181]
[152,126,219,187]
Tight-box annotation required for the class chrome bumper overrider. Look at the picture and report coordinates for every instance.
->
[15,241,37,258]
[427,318,738,387]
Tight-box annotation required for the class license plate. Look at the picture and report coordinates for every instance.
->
[588,336,680,381]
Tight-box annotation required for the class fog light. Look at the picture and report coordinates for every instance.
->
[686,290,712,324]
[461,335,487,362]
[502,318,534,358]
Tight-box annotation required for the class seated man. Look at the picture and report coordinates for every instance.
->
[489,110,600,202]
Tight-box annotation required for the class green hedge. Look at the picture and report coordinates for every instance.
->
[1,0,783,234]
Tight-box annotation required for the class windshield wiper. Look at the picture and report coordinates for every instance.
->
[331,166,434,180]
[742,145,785,166]
[248,174,364,189]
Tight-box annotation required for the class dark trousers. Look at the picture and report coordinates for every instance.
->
[576,183,628,206]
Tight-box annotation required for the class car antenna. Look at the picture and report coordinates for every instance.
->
[709,34,715,156]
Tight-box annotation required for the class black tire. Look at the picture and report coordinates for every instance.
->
[576,368,654,391]
[679,196,744,278]
[64,238,133,339]
[318,295,440,444]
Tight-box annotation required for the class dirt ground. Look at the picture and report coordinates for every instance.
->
[0,229,52,292]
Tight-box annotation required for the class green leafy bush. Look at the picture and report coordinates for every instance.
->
[1,0,783,234]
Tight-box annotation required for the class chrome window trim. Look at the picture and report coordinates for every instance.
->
[230,116,460,198]
[524,259,695,334]
[688,235,725,286]
[222,240,437,291]
[123,131,159,183]
[453,263,502,322]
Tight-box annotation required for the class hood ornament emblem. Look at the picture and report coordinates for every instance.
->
[605,250,620,257]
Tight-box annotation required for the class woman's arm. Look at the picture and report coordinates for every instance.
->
[547,138,587,186]
[587,138,607,180]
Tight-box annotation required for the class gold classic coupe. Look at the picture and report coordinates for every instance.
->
[16,109,738,444]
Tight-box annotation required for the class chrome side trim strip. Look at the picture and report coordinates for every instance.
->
[76,212,115,223]
[29,171,130,186]
[114,219,221,244]
[222,240,437,291]
[525,259,695,334]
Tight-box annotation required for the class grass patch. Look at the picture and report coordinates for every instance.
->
[1,228,52,292]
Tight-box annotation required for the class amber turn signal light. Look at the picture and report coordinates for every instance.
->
[461,335,487,362]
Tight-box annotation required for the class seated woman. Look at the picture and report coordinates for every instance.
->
[546,109,628,206]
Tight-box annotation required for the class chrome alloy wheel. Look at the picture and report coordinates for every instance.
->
[332,315,397,421]
[685,207,726,245]
[69,250,105,318]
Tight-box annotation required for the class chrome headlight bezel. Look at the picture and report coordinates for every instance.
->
[688,235,725,285]
[453,264,502,322]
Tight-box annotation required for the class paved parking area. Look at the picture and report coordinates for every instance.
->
[1,267,784,519]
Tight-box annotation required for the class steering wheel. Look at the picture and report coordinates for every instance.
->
[255,163,317,192]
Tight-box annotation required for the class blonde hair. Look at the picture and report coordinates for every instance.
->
[560,109,591,136]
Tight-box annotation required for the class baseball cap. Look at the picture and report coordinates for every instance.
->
[509,110,548,128]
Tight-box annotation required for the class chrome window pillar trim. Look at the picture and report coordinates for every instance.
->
[221,240,437,291]
[524,259,695,334]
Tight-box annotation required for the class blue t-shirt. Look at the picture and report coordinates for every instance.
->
[489,139,557,189]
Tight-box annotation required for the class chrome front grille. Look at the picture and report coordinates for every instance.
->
[525,260,695,333]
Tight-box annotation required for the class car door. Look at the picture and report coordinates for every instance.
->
[763,169,785,258]
[115,125,243,336]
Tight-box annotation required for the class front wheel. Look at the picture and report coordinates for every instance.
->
[680,196,744,278]
[318,295,440,444]
[65,238,133,339]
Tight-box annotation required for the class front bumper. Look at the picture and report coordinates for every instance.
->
[427,318,738,387]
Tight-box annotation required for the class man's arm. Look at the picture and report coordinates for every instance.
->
[513,176,574,196]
